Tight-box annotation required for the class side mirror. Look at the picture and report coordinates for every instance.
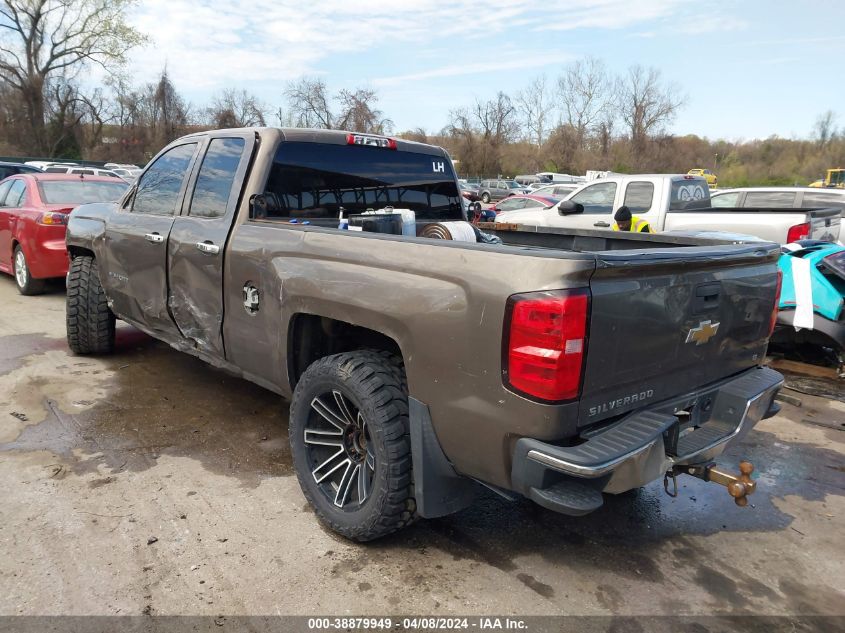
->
[558,200,584,215]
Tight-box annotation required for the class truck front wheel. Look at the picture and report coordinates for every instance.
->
[66,256,115,355]
[290,350,416,541]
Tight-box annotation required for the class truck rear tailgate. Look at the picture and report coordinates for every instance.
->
[578,242,780,426]
[808,208,841,242]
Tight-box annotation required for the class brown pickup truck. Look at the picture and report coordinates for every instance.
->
[65,128,784,541]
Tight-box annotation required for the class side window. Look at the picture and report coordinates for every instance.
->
[623,181,655,213]
[497,197,526,212]
[188,137,246,218]
[522,199,545,209]
[0,180,13,205]
[5,179,27,207]
[744,192,797,208]
[710,192,740,208]
[570,182,617,214]
[132,143,198,216]
[801,192,845,209]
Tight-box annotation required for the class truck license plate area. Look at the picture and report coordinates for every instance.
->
[663,394,718,457]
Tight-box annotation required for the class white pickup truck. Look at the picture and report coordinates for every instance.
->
[495,174,842,244]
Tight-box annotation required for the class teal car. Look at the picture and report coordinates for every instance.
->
[773,241,845,376]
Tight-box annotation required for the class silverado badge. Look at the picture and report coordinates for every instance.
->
[686,320,720,345]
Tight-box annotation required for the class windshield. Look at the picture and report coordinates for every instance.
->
[262,142,463,221]
[507,181,522,188]
[38,180,128,204]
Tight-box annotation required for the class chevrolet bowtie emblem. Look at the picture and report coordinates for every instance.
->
[686,320,720,345]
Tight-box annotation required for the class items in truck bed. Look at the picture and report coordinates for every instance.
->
[418,221,478,242]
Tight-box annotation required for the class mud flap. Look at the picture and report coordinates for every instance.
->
[409,397,481,518]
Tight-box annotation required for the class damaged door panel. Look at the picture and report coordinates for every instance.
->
[167,133,256,357]
[100,141,200,339]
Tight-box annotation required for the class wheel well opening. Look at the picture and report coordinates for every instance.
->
[67,246,95,260]
[288,314,403,388]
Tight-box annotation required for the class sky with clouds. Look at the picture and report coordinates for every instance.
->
[124,0,845,140]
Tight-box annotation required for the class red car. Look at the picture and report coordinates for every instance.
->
[0,173,128,294]
[488,194,560,214]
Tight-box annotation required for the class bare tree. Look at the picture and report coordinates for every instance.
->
[149,68,190,147]
[516,75,553,146]
[814,110,838,148]
[0,0,147,154]
[334,87,392,134]
[557,57,611,148]
[473,91,519,145]
[284,77,333,128]
[207,88,266,128]
[617,65,685,159]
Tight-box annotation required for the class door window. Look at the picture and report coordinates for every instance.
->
[0,180,13,205]
[132,143,198,216]
[5,179,27,207]
[570,182,617,214]
[743,191,797,208]
[623,181,654,213]
[188,138,246,218]
[710,192,740,208]
[523,199,545,209]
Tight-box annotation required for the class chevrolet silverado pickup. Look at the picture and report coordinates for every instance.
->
[495,173,842,244]
[65,128,784,541]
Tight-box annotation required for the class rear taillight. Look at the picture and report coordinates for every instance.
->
[38,212,68,225]
[503,289,590,402]
[786,222,810,243]
[768,270,783,337]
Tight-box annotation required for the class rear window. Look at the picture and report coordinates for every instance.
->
[743,191,796,208]
[669,178,710,210]
[38,180,128,204]
[260,142,462,221]
[801,192,845,209]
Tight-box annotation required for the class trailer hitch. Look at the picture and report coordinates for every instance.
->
[666,461,757,506]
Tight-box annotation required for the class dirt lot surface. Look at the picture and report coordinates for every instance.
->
[0,278,843,618]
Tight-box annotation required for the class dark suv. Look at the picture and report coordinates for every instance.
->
[0,162,41,180]
[478,179,529,203]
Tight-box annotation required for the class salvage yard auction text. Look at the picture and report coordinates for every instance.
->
[308,617,528,630]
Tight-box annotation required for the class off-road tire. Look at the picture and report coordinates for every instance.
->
[66,256,115,354]
[290,350,416,541]
[13,245,46,295]
[481,192,491,203]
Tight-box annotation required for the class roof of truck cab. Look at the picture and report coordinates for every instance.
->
[176,127,449,156]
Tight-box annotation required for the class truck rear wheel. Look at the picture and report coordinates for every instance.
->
[289,350,416,541]
[66,256,115,355]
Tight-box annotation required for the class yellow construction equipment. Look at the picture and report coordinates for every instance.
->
[809,168,845,188]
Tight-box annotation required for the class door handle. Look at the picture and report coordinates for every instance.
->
[593,221,610,228]
[144,232,164,243]
[196,241,220,255]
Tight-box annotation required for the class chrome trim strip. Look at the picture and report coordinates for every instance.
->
[527,440,658,478]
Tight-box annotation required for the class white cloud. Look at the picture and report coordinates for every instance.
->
[126,0,690,91]
[372,52,574,86]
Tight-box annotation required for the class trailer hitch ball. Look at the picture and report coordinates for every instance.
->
[670,461,757,506]
[710,461,756,506]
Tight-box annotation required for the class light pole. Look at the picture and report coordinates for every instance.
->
[713,153,719,171]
